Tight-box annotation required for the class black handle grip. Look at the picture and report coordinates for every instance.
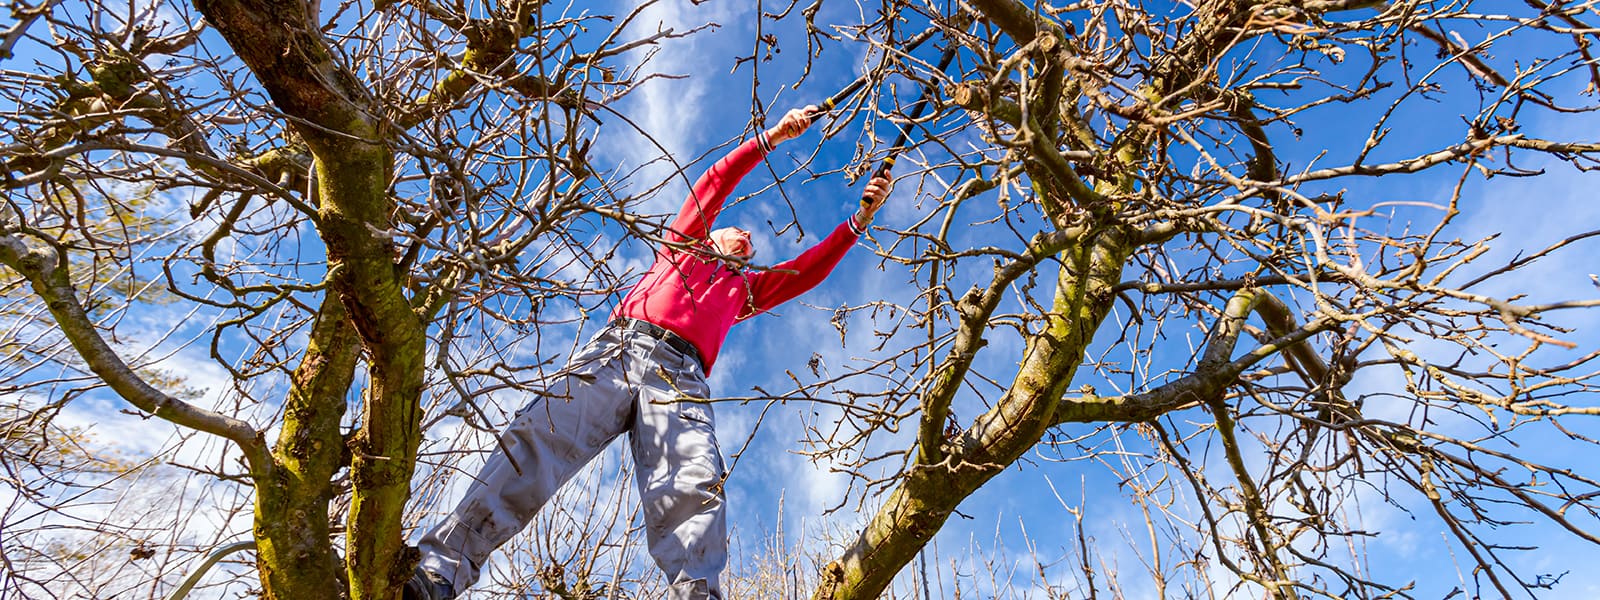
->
[855,45,957,211]
[859,157,896,211]
[812,81,865,124]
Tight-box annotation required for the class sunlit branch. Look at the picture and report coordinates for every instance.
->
[0,228,269,471]
[916,227,1085,465]
[1053,291,1345,425]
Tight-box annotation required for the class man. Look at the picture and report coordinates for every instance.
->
[405,105,892,600]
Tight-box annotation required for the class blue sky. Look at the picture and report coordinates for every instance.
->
[9,0,1600,598]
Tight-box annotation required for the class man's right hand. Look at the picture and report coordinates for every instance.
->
[764,105,818,146]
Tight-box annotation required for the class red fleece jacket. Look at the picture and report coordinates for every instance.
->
[614,136,860,374]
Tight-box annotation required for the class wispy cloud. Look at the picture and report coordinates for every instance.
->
[599,0,751,217]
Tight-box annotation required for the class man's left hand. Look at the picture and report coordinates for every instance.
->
[855,169,892,229]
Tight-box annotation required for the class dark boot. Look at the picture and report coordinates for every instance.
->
[401,566,455,600]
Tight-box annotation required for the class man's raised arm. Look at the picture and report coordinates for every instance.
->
[740,169,893,317]
[665,106,818,243]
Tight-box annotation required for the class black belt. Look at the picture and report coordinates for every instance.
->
[609,317,704,366]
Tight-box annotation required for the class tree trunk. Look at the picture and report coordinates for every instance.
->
[815,229,1135,599]
[189,0,425,596]
[255,295,361,597]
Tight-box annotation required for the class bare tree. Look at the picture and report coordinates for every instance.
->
[770,1,1600,598]
[0,0,708,597]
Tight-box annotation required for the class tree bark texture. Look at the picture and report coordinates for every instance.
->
[255,295,361,598]
[191,0,425,596]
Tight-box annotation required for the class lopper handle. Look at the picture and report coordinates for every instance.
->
[854,43,958,212]
[808,25,945,125]
[859,157,896,212]
[811,80,865,124]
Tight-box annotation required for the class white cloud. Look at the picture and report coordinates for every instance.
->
[601,0,753,217]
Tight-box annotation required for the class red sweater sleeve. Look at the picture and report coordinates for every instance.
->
[666,136,768,243]
[740,221,860,319]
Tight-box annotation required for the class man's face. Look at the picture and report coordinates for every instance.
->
[710,227,755,262]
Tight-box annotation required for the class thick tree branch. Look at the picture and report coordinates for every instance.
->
[1200,291,1300,598]
[0,228,270,471]
[819,228,1135,600]
[916,227,1084,466]
[255,294,360,594]
[1053,291,1342,425]
[1023,113,1105,218]
[968,0,1061,46]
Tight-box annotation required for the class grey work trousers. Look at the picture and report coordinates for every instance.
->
[418,325,726,599]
